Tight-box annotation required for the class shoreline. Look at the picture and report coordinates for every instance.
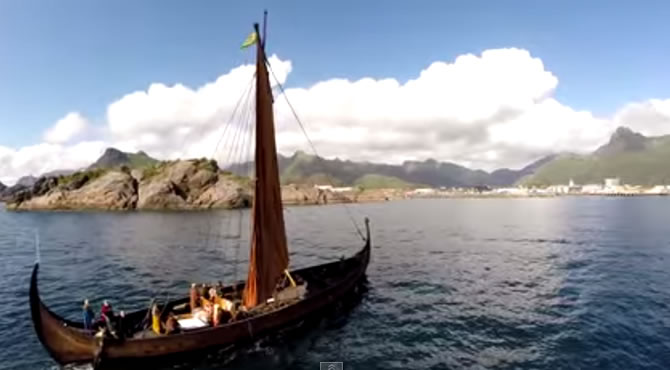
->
[3,191,670,212]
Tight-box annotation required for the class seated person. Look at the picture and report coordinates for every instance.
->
[200,284,209,299]
[217,296,236,317]
[197,297,214,324]
[165,314,181,334]
[208,287,218,301]
[209,286,235,314]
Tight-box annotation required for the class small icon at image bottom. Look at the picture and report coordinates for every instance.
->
[320,362,343,370]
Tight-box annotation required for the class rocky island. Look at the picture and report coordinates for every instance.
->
[2,148,402,211]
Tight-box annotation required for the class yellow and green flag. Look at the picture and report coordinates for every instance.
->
[241,31,258,49]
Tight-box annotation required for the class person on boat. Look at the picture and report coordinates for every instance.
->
[82,299,95,331]
[151,303,162,335]
[165,314,180,334]
[199,296,214,324]
[116,310,127,339]
[189,283,200,313]
[200,284,209,299]
[96,300,114,330]
[100,300,113,320]
[212,304,221,326]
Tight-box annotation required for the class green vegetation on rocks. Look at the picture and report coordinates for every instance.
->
[57,168,107,189]
[353,174,418,189]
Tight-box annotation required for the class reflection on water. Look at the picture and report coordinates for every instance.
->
[2,198,670,369]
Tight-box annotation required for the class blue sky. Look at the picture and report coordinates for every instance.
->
[1,0,669,148]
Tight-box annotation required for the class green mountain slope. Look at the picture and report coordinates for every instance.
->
[353,174,418,189]
[523,127,670,186]
[89,148,159,170]
[270,151,538,188]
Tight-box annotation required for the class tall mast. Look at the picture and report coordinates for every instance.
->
[243,21,290,308]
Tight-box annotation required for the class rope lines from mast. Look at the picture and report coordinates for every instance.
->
[228,81,256,283]
[200,72,257,285]
[265,59,366,242]
[224,79,256,282]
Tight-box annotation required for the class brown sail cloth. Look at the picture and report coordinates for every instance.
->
[243,26,290,308]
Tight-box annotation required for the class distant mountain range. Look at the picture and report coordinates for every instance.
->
[256,126,670,187]
[522,127,670,186]
[265,151,554,188]
[79,147,557,189]
[4,126,670,198]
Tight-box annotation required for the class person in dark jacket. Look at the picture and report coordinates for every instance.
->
[82,299,95,331]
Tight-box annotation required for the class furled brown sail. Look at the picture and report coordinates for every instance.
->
[243,25,290,308]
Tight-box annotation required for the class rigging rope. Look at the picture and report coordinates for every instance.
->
[265,59,366,241]
[204,74,255,285]
[226,80,255,283]
[212,74,256,160]
[229,83,256,283]
[200,72,256,286]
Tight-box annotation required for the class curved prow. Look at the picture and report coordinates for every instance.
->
[356,218,372,268]
[29,263,45,345]
[29,263,97,364]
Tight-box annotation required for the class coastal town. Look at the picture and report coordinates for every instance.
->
[402,178,670,198]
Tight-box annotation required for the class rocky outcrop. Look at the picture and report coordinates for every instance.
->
[281,185,323,205]
[7,171,138,210]
[136,159,251,210]
[5,159,401,211]
[6,159,252,211]
[194,175,252,209]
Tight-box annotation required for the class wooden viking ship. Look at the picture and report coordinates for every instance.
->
[29,17,371,367]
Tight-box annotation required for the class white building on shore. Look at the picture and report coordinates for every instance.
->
[604,178,621,188]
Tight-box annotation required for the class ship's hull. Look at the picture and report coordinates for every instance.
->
[29,239,370,366]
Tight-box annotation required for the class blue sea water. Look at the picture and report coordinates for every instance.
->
[1,197,669,369]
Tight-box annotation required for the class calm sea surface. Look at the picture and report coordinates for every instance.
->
[1,198,669,369]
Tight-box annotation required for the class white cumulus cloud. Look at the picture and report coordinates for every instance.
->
[0,141,106,185]
[273,48,606,169]
[613,98,670,137]
[43,112,89,144]
[106,54,292,162]
[1,48,669,186]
